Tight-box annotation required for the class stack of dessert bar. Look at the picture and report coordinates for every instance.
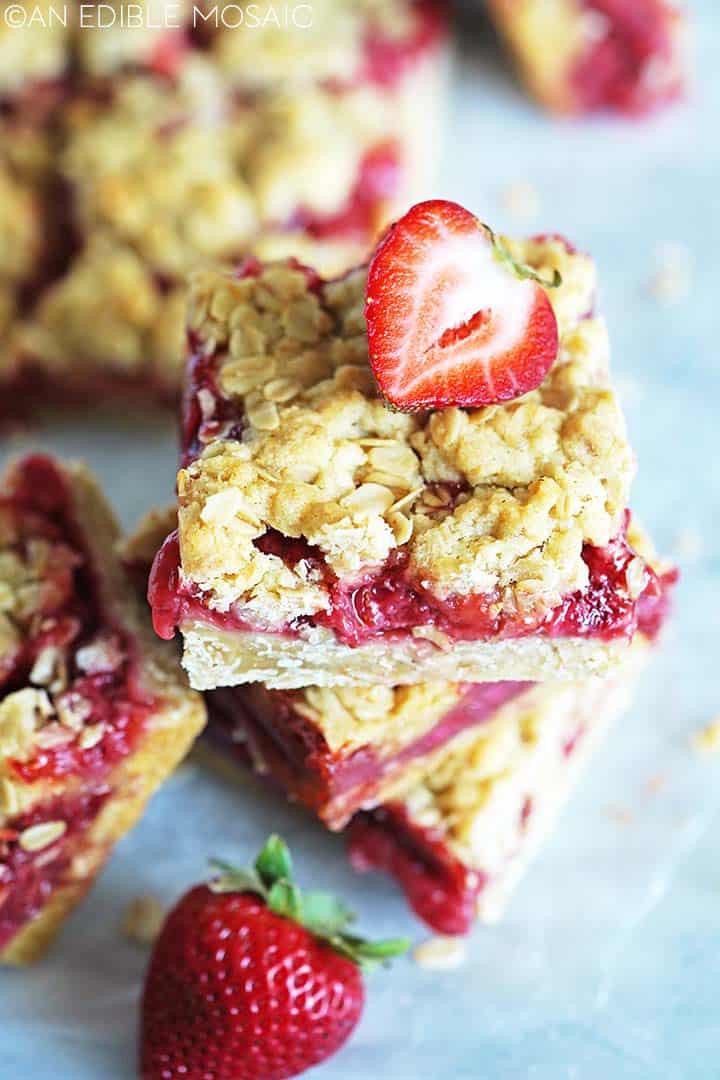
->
[0,0,448,405]
[147,226,676,934]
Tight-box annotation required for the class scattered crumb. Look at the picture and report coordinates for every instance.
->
[692,719,720,754]
[606,806,634,826]
[644,774,667,797]
[122,895,165,946]
[671,527,704,562]
[498,181,540,222]
[412,936,466,971]
[649,243,693,305]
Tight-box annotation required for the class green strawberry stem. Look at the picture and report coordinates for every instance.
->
[486,225,563,289]
[210,835,409,970]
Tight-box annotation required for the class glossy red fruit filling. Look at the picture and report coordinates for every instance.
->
[292,142,402,243]
[349,806,484,936]
[349,725,592,934]
[207,680,531,829]
[572,0,682,114]
[1,456,154,784]
[150,509,676,648]
[327,0,446,92]
[0,788,109,950]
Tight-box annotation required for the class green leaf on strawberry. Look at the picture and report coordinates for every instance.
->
[209,835,409,970]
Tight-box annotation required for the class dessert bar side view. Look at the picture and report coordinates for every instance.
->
[348,646,644,933]
[0,455,205,965]
[488,0,687,115]
[149,203,674,690]
[130,507,675,933]
[0,0,449,406]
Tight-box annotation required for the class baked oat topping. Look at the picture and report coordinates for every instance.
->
[178,235,634,626]
[290,682,463,754]
[0,0,69,95]
[208,0,435,90]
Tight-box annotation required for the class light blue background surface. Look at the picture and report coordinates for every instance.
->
[1,4,718,1077]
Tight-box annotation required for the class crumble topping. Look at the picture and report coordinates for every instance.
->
[122,893,166,945]
[0,0,69,95]
[412,935,467,970]
[208,0,427,90]
[0,163,40,286]
[289,682,463,754]
[179,235,635,624]
[12,231,366,385]
[73,0,189,76]
[13,239,187,384]
[60,71,395,277]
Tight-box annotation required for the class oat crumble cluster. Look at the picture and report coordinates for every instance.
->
[179,236,633,626]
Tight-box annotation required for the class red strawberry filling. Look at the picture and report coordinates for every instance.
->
[0,788,109,950]
[291,142,402,243]
[571,0,682,114]
[1,456,155,784]
[349,806,485,935]
[206,680,531,829]
[328,0,447,92]
[149,515,676,649]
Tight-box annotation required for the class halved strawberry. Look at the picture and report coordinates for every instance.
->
[365,199,560,411]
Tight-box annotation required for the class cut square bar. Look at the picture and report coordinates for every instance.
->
[0,456,205,964]
[151,239,673,688]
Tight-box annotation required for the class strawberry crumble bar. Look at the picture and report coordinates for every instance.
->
[203,531,673,831]
[348,642,649,933]
[488,0,686,115]
[206,680,533,831]
[0,456,205,964]
[151,230,671,689]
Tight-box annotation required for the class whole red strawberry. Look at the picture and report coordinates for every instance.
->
[140,836,408,1080]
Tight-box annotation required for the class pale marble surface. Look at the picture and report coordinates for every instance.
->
[1,3,718,1077]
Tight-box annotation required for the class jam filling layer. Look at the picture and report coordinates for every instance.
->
[1,456,154,784]
[0,787,109,951]
[290,142,401,243]
[150,516,677,649]
[206,680,531,829]
[572,0,681,114]
[348,806,485,936]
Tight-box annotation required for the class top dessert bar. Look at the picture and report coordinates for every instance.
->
[151,233,672,689]
[488,0,686,115]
